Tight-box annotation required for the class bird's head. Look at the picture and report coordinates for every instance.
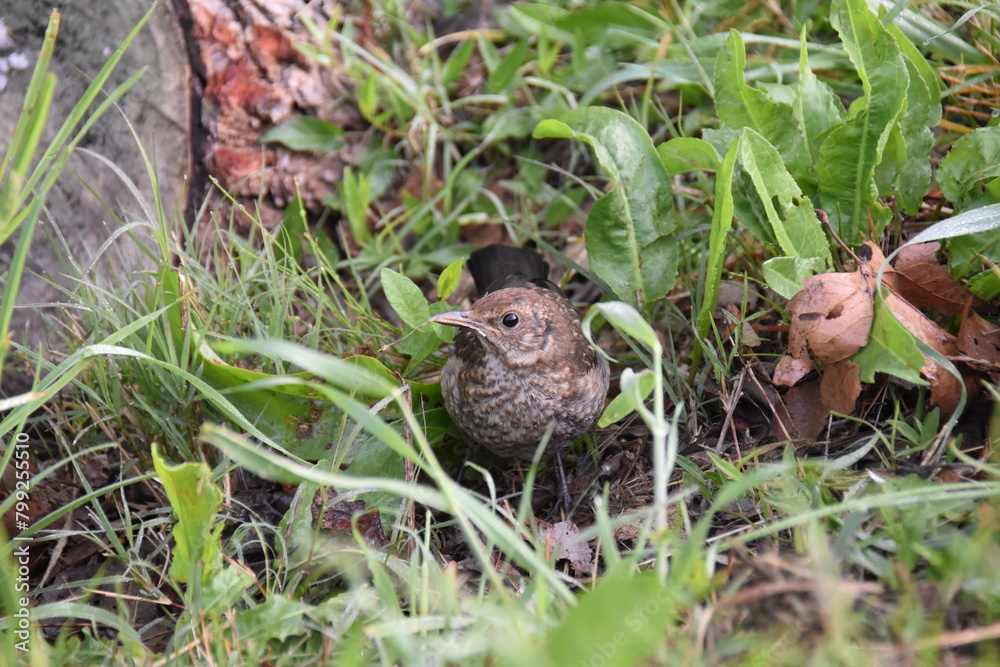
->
[429,284,587,369]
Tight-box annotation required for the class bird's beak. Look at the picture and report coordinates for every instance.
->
[429,311,500,336]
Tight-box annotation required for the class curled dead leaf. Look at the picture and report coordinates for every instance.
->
[883,292,966,413]
[788,271,873,364]
[887,242,988,316]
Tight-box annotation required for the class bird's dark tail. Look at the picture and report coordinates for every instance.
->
[467,244,552,295]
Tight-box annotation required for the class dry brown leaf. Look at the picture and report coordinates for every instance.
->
[820,360,861,414]
[886,242,987,315]
[883,292,966,413]
[770,379,827,441]
[859,240,888,275]
[958,311,1000,363]
[538,519,593,575]
[788,271,873,364]
[957,311,1000,381]
[772,356,813,387]
[717,280,759,310]
[313,493,390,548]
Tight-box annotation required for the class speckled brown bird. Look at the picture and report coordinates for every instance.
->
[430,245,609,463]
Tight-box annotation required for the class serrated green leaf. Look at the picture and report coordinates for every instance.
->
[201,564,255,612]
[816,0,908,241]
[887,22,940,214]
[235,594,313,643]
[715,31,810,177]
[151,444,224,585]
[739,128,832,267]
[794,31,845,167]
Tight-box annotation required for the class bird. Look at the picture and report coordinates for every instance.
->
[429,244,609,503]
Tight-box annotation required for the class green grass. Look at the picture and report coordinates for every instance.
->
[2,0,1000,664]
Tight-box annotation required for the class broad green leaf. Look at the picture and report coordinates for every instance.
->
[656,137,720,175]
[201,564,256,613]
[599,368,655,427]
[592,301,660,351]
[235,595,313,643]
[729,165,777,246]
[399,328,444,375]
[381,268,432,329]
[261,116,345,153]
[546,573,672,667]
[381,268,448,370]
[885,74,932,215]
[967,269,1000,302]
[534,108,676,309]
[346,354,440,397]
[199,358,354,460]
[337,429,407,514]
[437,257,465,301]
[715,31,809,177]
[852,296,926,385]
[151,443,224,585]
[816,0,908,242]
[739,128,832,268]
[762,256,827,299]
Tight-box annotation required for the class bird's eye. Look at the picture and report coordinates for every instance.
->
[501,313,519,328]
